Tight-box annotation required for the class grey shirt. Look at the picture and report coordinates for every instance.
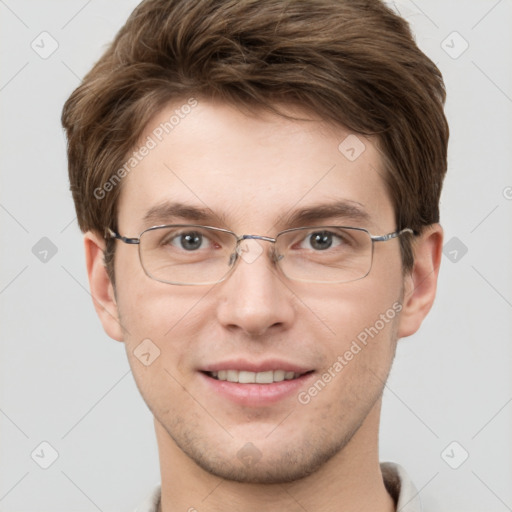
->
[135,462,421,512]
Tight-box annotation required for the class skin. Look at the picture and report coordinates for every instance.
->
[85,99,442,512]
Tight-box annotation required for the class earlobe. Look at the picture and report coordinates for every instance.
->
[398,224,443,339]
[84,231,124,342]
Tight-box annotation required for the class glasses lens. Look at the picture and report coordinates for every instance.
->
[275,227,373,283]
[139,225,237,285]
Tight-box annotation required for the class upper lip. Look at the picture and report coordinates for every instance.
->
[201,359,313,374]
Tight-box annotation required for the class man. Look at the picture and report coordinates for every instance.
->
[61,0,448,510]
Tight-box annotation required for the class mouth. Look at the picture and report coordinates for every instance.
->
[199,362,316,406]
[203,369,313,384]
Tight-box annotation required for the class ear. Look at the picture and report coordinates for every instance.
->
[84,231,124,342]
[398,224,443,338]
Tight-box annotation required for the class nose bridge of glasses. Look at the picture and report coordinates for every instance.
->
[238,234,276,243]
[230,234,279,265]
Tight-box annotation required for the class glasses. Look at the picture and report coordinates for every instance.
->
[106,225,413,285]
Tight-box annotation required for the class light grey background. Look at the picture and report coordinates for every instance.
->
[1,1,511,511]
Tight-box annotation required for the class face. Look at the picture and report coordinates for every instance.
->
[109,100,407,483]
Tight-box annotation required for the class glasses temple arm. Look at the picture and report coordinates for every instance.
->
[105,227,140,245]
[371,227,414,242]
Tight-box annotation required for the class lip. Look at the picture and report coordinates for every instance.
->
[201,358,312,374]
[199,359,315,407]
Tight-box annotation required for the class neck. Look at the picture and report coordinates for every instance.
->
[155,402,395,512]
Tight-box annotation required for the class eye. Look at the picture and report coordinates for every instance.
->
[300,230,343,251]
[166,231,210,251]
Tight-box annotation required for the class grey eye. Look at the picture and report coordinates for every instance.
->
[172,232,205,250]
[309,231,334,250]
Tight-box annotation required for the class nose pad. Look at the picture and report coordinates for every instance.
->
[228,251,238,267]
[273,251,284,263]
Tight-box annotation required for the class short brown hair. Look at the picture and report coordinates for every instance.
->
[62,0,449,281]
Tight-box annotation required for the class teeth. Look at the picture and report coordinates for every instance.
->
[255,371,273,384]
[273,370,285,382]
[209,369,304,383]
[227,369,238,382]
[239,371,256,383]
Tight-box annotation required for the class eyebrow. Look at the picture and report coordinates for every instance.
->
[280,200,371,227]
[142,199,371,230]
[142,202,226,227]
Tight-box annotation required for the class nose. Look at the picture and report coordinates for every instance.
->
[215,238,295,337]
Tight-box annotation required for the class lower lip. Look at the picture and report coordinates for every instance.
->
[199,371,315,406]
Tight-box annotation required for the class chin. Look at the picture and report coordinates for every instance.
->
[173,425,356,485]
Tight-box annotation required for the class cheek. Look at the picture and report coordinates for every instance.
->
[115,286,203,413]
[114,246,196,337]
[300,268,403,382]
[114,257,214,384]
[294,286,401,420]
[302,265,402,340]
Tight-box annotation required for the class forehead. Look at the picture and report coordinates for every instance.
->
[116,99,395,233]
